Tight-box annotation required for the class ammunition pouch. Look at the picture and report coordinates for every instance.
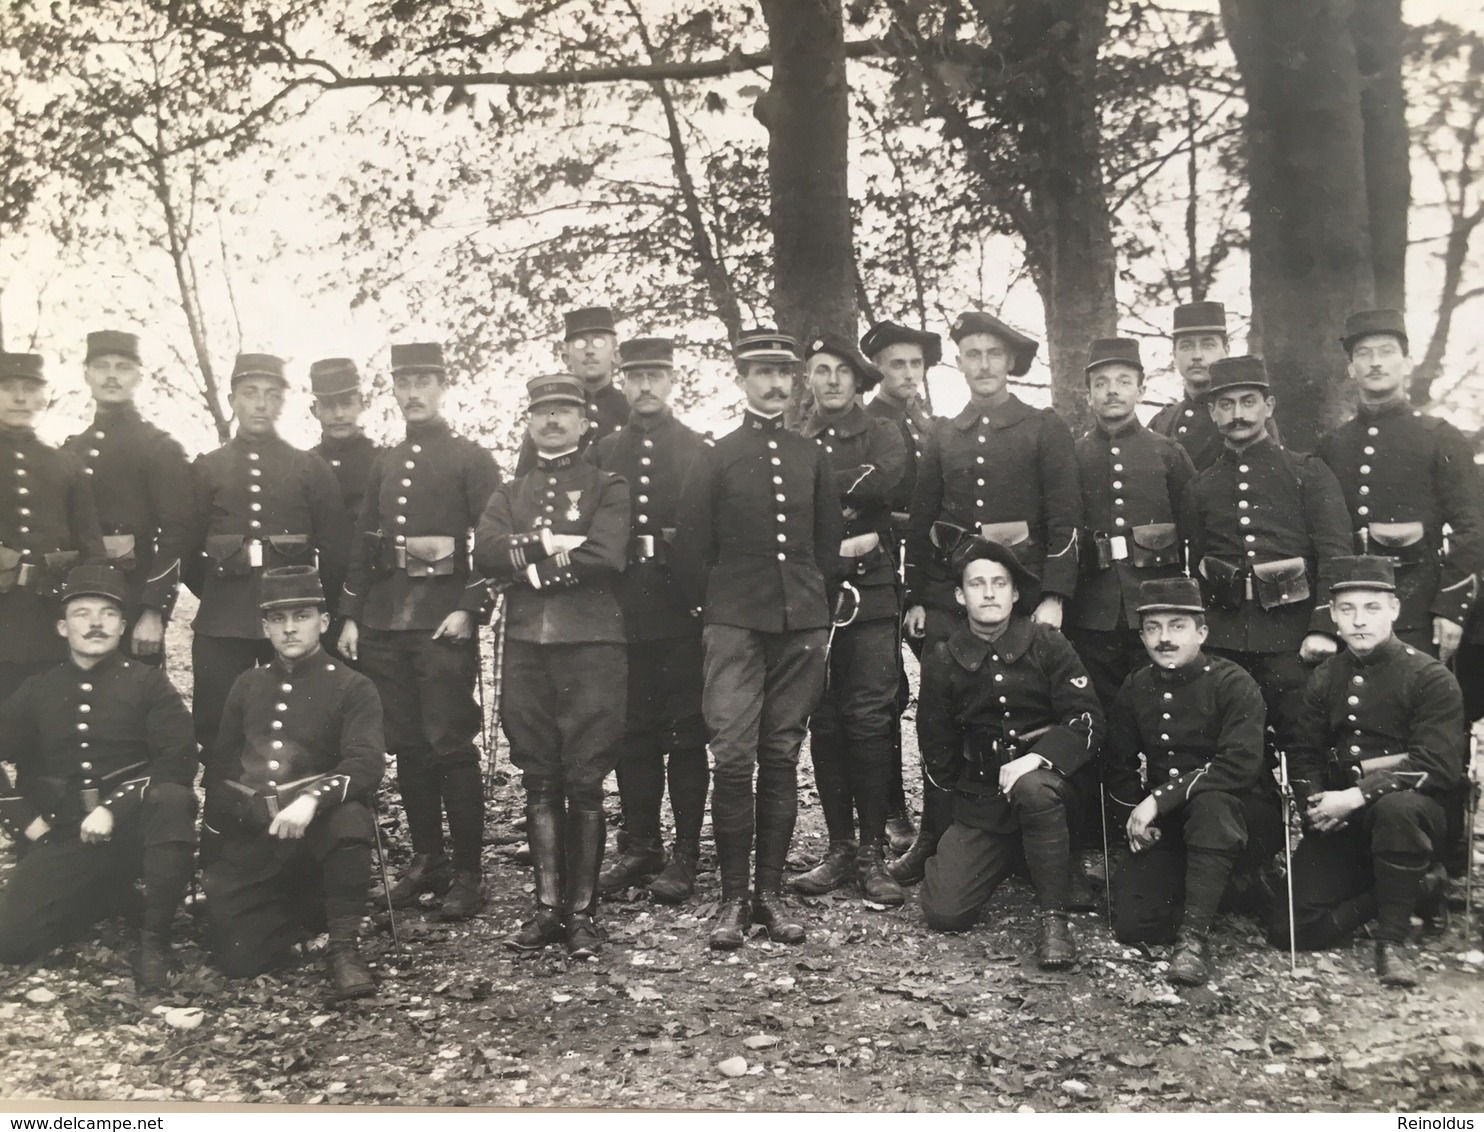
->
[630,534,667,564]
[211,773,346,832]
[1251,557,1310,610]
[979,519,1031,548]
[1366,521,1427,567]
[102,534,138,571]
[264,534,313,568]
[402,535,460,578]
[1129,523,1180,569]
[1198,556,1246,611]
[204,535,253,577]
[0,545,20,593]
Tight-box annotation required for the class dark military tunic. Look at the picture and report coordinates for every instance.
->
[865,395,926,517]
[514,381,631,475]
[313,432,381,524]
[1151,395,1280,472]
[1316,399,1484,638]
[905,395,1081,614]
[62,404,193,622]
[0,426,106,677]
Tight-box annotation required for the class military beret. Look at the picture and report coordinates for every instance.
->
[948,311,1039,376]
[60,563,128,607]
[1341,309,1408,355]
[526,372,586,410]
[0,353,46,384]
[734,327,800,365]
[259,565,326,610]
[309,358,361,398]
[229,353,286,388]
[1329,555,1396,594]
[804,331,882,393]
[859,320,943,367]
[1207,355,1270,395]
[950,534,1040,594]
[390,342,445,375]
[1172,301,1228,338]
[85,330,140,365]
[619,337,675,370]
[564,307,616,340]
[1084,337,1144,375]
[1136,577,1204,614]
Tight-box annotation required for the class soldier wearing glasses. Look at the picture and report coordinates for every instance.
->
[515,306,630,475]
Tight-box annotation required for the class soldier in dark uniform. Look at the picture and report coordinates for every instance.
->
[1316,309,1484,659]
[1104,578,1266,986]
[861,319,943,853]
[62,331,193,667]
[591,338,710,903]
[916,538,1103,968]
[895,311,1081,884]
[185,354,351,768]
[1177,355,1352,753]
[1067,338,1195,709]
[672,329,844,951]
[787,333,907,906]
[514,307,631,475]
[338,343,500,920]
[1273,556,1466,988]
[202,566,386,1000]
[0,565,196,989]
[0,352,106,705]
[474,374,630,958]
[309,358,380,524]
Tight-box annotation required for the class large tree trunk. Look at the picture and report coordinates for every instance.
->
[757,0,856,354]
[1221,0,1376,451]
[1352,0,1410,311]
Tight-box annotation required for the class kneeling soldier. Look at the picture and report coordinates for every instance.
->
[1104,578,1266,985]
[202,566,386,1001]
[917,538,1104,968]
[1274,556,1466,988]
[0,565,197,989]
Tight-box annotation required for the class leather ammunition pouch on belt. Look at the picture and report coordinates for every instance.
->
[204,534,313,577]
[1326,749,1407,789]
[630,529,676,565]
[1365,521,1428,567]
[102,533,138,571]
[212,773,349,831]
[0,546,79,596]
[377,533,463,578]
[33,761,148,825]
[839,531,889,578]
[1087,522,1179,572]
[1199,555,1310,611]
[979,519,1031,549]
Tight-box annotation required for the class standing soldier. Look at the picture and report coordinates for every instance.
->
[861,318,942,853]
[788,333,908,906]
[1067,338,1195,709]
[202,566,386,1000]
[62,331,193,667]
[309,358,381,523]
[514,307,631,475]
[0,564,197,989]
[672,329,843,951]
[338,343,501,921]
[0,352,106,705]
[1275,556,1466,988]
[916,538,1103,968]
[1104,577,1266,986]
[591,338,710,903]
[894,311,1081,884]
[186,354,350,767]
[473,374,630,958]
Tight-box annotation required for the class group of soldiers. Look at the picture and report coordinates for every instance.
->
[0,298,1478,1003]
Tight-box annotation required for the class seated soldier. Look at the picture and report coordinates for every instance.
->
[0,564,196,989]
[202,566,386,1001]
[917,537,1104,968]
[1104,578,1266,985]
[1273,556,1465,988]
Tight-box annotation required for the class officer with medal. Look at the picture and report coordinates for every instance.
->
[309,358,381,524]
[1103,577,1266,986]
[514,307,631,475]
[202,566,386,1001]
[185,354,351,767]
[0,352,106,705]
[473,373,630,959]
[1274,556,1466,988]
[338,343,502,921]
[672,328,844,951]
[0,564,196,990]
[591,338,711,904]
[787,332,908,906]
[62,331,193,667]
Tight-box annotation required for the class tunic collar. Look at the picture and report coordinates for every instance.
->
[1095,416,1144,440]
[67,650,124,678]
[801,401,869,440]
[536,450,580,471]
[1349,634,1405,668]
[946,615,1034,670]
[743,409,786,432]
[952,394,1033,432]
[405,417,452,442]
[1220,432,1277,462]
[271,644,327,676]
[1150,651,1215,686]
[627,409,674,435]
[1356,396,1409,421]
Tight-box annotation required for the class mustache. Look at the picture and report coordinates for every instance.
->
[1221,419,1256,431]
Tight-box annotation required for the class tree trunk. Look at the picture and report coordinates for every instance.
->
[1220,0,1376,451]
[1352,0,1410,311]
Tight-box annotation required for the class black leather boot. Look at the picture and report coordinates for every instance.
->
[1036,913,1077,970]
[439,869,486,920]
[1168,934,1211,986]
[565,808,606,959]
[136,843,192,991]
[648,839,700,905]
[1067,858,1098,913]
[136,932,175,992]
[888,784,951,884]
[788,839,858,895]
[858,841,905,906]
[1375,939,1421,988]
[389,852,454,908]
[598,837,666,894]
[508,798,566,951]
[326,917,376,1001]
[710,794,755,951]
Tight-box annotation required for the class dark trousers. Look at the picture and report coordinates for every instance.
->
[1271,791,1447,948]
[902,607,965,845]
[502,639,627,810]
[921,768,1076,930]
[1457,640,1484,723]
[615,635,708,846]
[810,617,900,847]
[0,783,197,964]
[192,636,275,755]
[1066,625,1149,713]
[203,801,374,977]
[1210,647,1312,752]
[359,628,482,868]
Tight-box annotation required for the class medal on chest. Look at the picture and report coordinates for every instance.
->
[564,490,583,522]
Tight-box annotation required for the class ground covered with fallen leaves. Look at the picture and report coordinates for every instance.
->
[2,598,1482,1112]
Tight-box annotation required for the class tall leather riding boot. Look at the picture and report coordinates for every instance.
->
[396,751,444,856]
[508,797,566,951]
[709,781,755,951]
[753,765,805,944]
[439,761,486,874]
[1018,803,1072,914]
[565,808,606,959]
[1373,854,1429,942]
[137,843,193,990]
[888,780,951,884]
